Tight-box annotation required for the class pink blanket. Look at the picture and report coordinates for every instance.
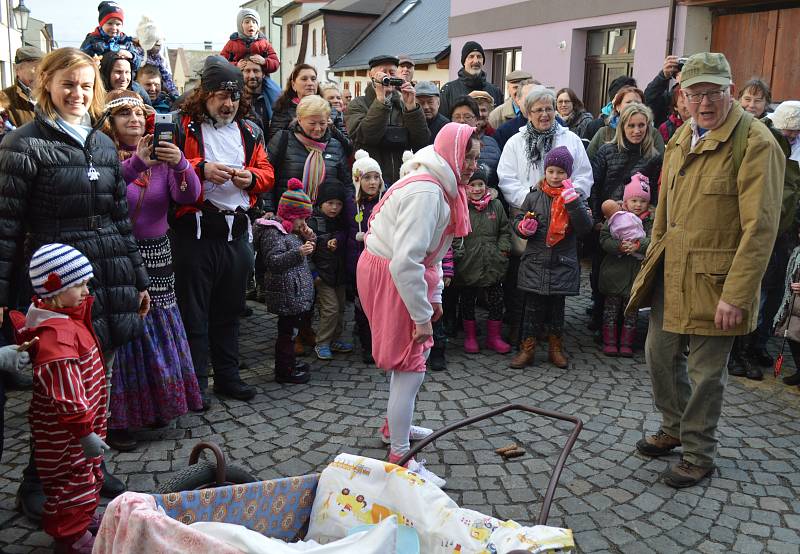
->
[93,492,244,554]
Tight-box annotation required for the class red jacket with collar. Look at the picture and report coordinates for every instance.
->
[220,34,280,74]
[175,114,275,219]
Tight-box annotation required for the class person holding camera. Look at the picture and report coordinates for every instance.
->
[344,55,430,185]
[171,57,274,408]
[102,89,203,451]
[644,54,685,128]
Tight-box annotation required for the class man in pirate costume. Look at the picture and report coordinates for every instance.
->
[172,56,274,407]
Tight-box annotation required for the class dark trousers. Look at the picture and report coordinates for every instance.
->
[522,293,566,338]
[752,233,793,350]
[354,294,372,352]
[173,232,250,390]
[459,284,505,320]
[276,314,303,373]
[504,256,524,327]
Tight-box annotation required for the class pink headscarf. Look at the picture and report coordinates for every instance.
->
[433,122,475,237]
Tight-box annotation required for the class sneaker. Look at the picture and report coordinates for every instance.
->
[662,458,714,488]
[406,458,446,489]
[380,420,433,444]
[315,344,333,360]
[331,340,354,353]
[635,429,681,457]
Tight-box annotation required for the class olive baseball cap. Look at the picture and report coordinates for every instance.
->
[680,52,732,88]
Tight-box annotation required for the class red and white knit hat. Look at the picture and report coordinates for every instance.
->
[29,243,94,299]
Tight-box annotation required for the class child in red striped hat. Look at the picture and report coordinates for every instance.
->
[80,2,143,70]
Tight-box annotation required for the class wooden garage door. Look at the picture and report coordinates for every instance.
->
[711,7,800,101]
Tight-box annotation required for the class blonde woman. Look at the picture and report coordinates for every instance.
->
[0,47,149,525]
[588,102,663,331]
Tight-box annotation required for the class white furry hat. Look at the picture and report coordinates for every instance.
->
[770,101,800,131]
[352,149,383,200]
[136,16,163,53]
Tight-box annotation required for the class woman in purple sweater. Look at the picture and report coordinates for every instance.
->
[103,90,203,450]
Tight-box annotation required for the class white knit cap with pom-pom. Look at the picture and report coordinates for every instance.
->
[352,149,383,199]
[770,100,800,131]
[136,16,163,52]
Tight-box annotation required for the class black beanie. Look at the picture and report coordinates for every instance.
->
[607,76,637,101]
[98,1,124,26]
[316,184,346,207]
[468,164,490,185]
[201,58,245,100]
[461,41,485,66]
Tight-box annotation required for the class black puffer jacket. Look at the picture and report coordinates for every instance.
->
[513,189,593,296]
[307,210,347,287]
[265,124,350,212]
[268,101,352,154]
[439,69,504,121]
[590,141,663,223]
[0,113,149,350]
[478,134,501,189]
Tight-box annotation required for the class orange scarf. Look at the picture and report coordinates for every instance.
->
[540,179,570,247]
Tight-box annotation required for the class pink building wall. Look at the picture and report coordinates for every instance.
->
[449,6,686,101]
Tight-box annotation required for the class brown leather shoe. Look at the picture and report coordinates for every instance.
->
[662,458,714,488]
[635,429,681,457]
[509,337,536,368]
[547,335,568,368]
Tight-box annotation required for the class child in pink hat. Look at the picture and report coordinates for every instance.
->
[598,173,654,357]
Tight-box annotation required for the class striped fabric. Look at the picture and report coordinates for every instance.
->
[29,243,94,298]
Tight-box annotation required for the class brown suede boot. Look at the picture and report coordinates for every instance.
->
[547,335,568,368]
[509,337,536,368]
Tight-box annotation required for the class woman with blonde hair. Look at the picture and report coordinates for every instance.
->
[102,89,203,451]
[588,102,663,331]
[587,85,665,158]
[0,47,150,529]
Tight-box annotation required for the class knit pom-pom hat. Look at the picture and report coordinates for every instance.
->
[543,146,574,177]
[98,1,124,26]
[278,178,313,232]
[136,16,162,52]
[352,149,383,201]
[623,172,651,203]
[29,243,94,299]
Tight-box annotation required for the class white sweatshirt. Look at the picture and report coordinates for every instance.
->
[365,146,455,324]
[497,124,594,208]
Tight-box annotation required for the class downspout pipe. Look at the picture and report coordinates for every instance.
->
[666,0,678,56]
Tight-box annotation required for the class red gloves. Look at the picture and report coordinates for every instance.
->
[560,179,579,203]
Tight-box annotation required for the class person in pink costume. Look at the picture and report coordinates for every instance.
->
[357,122,480,489]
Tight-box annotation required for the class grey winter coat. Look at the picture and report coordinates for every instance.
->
[513,189,593,296]
[254,219,314,316]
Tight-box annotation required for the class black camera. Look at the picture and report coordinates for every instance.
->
[676,57,689,71]
[381,76,406,87]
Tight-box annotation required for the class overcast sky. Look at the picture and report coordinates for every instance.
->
[30,0,244,51]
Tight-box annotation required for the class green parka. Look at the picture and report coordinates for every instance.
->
[452,198,511,288]
[599,212,654,297]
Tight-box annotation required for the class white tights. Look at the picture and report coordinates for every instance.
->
[387,370,425,455]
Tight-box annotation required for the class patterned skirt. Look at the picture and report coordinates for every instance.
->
[110,235,203,429]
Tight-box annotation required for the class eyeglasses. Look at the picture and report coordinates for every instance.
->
[452,114,476,123]
[684,88,727,104]
[529,107,555,115]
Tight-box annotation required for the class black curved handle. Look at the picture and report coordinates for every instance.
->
[188,441,228,486]
[397,403,583,525]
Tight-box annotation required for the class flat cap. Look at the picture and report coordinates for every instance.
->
[505,69,532,82]
[414,81,440,97]
[398,54,415,67]
[368,54,400,68]
[15,45,44,64]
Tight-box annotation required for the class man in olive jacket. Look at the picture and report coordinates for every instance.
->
[627,53,784,488]
[0,46,43,127]
[344,54,430,185]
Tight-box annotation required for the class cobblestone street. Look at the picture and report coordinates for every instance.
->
[1,284,799,553]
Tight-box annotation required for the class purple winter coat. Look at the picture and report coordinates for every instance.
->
[344,192,380,281]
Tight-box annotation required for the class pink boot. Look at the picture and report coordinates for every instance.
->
[602,323,618,356]
[619,324,636,357]
[463,320,480,353]
[486,320,511,354]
